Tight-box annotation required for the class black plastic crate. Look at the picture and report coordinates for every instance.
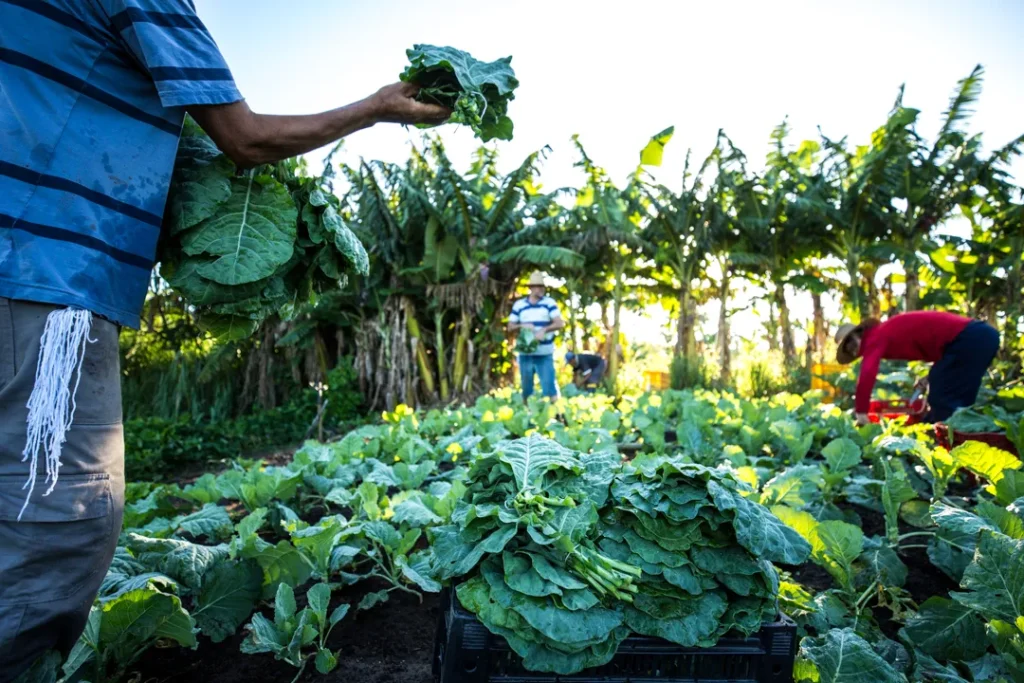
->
[433,588,797,683]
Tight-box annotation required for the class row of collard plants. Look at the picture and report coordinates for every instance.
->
[25,387,1024,683]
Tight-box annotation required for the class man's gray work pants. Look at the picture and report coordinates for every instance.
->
[0,298,124,681]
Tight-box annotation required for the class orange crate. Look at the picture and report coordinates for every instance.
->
[643,370,670,391]
[810,363,845,399]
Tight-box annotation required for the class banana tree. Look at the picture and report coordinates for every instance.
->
[819,100,911,321]
[880,67,989,310]
[732,122,826,364]
[639,131,740,359]
[568,135,652,391]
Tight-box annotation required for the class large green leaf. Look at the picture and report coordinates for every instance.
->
[192,560,263,643]
[951,530,1024,624]
[401,44,518,141]
[126,534,229,590]
[952,441,1022,486]
[163,121,234,235]
[709,481,811,564]
[98,587,197,664]
[798,628,906,683]
[182,172,298,286]
[822,438,862,472]
[495,435,582,497]
[901,596,987,662]
[175,504,233,540]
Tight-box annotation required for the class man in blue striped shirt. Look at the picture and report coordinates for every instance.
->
[0,1,447,675]
[507,271,565,400]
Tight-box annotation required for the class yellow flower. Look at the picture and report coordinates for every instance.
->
[648,394,662,408]
[451,454,459,462]
[393,455,401,463]
[482,410,496,423]
[524,428,537,437]
[497,406,515,421]
[446,442,464,455]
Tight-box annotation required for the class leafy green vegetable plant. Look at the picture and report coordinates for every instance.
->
[401,45,518,141]
[241,583,350,681]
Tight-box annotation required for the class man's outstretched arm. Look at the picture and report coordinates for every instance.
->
[188,82,449,168]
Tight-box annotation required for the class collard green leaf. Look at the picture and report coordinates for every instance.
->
[175,504,233,540]
[401,44,518,141]
[901,596,987,662]
[951,530,1024,624]
[164,121,234,235]
[315,647,338,674]
[798,628,906,683]
[321,204,369,275]
[126,534,229,590]
[358,589,390,612]
[99,587,197,664]
[952,441,1022,486]
[823,438,862,472]
[760,465,823,508]
[183,172,298,286]
[709,481,811,564]
[193,560,262,643]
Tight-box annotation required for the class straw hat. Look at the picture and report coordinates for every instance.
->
[834,323,859,364]
[527,271,547,287]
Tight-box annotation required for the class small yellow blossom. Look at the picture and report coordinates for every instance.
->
[394,455,401,463]
[648,394,663,408]
[451,454,459,462]
[446,442,464,455]
[497,406,515,421]
[482,410,496,423]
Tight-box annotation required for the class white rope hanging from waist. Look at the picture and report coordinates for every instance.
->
[18,308,95,521]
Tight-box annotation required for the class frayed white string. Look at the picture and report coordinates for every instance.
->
[18,308,95,521]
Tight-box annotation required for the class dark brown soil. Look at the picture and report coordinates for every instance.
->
[131,585,439,683]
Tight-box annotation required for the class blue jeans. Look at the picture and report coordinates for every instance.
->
[519,354,557,399]
[925,320,1000,422]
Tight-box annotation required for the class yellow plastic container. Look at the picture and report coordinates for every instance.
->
[643,370,671,391]
[810,363,845,398]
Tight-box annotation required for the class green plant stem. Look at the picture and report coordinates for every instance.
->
[854,579,880,612]
[897,531,935,542]
[898,544,930,551]
[289,655,309,683]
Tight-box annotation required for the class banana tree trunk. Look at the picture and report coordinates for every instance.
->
[568,294,579,352]
[812,291,825,364]
[452,309,471,396]
[404,299,436,400]
[433,310,450,401]
[1005,234,1023,361]
[717,269,731,385]
[904,257,920,311]
[775,281,796,364]
[607,263,624,392]
[766,299,779,352]
[864,264,882,319]
[675,288,696,358]
[844,246,871,322]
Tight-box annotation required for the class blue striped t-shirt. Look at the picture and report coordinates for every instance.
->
[509,295,561,356]
[0,0,242,327]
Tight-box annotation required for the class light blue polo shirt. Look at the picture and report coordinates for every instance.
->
[0,0,243,327]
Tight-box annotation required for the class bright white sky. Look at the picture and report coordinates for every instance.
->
[196,0,1024,352]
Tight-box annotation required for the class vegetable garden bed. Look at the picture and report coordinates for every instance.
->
[45,389,1024,683]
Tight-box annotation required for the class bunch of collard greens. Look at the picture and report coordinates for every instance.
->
[429,435,810,674]
[602,459,810,646]
[160,120,368,340]
[401,44,518,142]
[516,327,540,354]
